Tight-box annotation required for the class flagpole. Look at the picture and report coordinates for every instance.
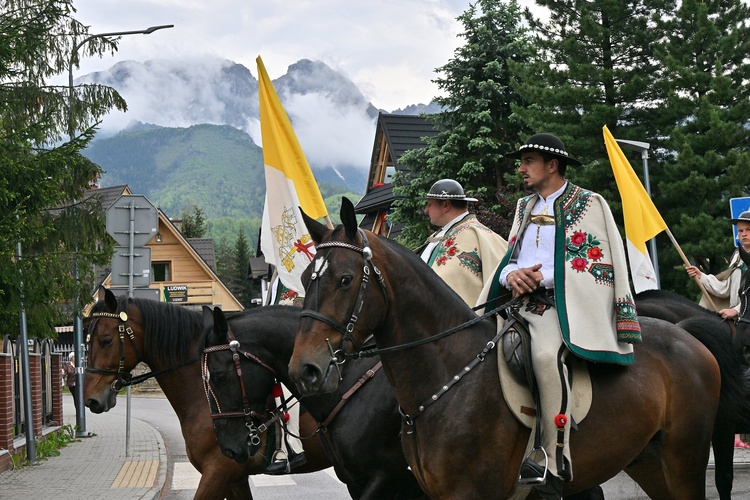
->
[324,215,334,230]
[664,228,719,311]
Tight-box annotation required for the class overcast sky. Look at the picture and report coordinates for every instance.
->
[68,0,541,112]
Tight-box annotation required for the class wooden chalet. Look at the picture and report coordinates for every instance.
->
[355,113,437,239]
[87,185,243,312]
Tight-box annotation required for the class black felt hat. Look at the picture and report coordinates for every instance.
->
[504,133,582,166]
[730,210,750,225]
[423,179,478,202]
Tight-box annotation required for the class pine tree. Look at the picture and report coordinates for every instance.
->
[651,0,750,296]
[181,204,208,238]
[0,0,127,336]
[390,0,536,248]
[232,228,254,308]
[511,0,675,204]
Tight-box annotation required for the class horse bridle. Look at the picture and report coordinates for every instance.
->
[202,326,283,447]
[85,310,142,392]
[86,305,198,391]
[299,229,388,378]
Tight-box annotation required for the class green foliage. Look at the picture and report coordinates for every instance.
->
[181,203,207,238]
[390,0,534,248]
[507,0,750,298]
[85,124,266,220]
[0,1,125,337]
[12,424,77,468]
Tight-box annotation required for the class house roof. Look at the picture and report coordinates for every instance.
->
[356,113,436,216]
[187,238,217,272]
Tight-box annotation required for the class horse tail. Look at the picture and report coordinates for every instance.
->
[677,316,750,426]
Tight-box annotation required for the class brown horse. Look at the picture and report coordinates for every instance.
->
[288,197,730,499]
[83,287,329,500]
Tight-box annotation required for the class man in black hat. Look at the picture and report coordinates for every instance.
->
[686,210,750,321]
[480,133,641,499]
[418,179,507,307]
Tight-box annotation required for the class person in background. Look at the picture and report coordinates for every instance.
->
[419,178,507,307]
[686,210,750,449]
[63,352,78,410]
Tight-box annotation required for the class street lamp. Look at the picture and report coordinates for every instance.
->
[68,24,173,438]
[616,138,660,287]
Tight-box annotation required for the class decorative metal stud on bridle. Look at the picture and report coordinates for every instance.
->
[202,326,282,447]
[299,229,388,380]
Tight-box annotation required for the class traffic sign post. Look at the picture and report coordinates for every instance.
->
[730,197,750,244]
[105,195,158,297]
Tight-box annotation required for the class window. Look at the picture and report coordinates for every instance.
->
[152,262,171,282]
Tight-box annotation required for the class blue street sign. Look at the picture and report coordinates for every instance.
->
[729,197,750,244]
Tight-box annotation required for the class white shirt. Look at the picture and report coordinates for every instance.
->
[500,182,568,289]
[420,212,469,263]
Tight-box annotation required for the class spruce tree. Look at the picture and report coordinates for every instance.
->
[652,0,750,296]
[0,0,127,336]
[391,0,535,248]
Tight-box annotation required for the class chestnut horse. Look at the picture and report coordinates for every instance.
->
[201,305,425,499]
[83,287,329,500]
[288,197,744,499]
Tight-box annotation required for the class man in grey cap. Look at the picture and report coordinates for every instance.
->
[686,210,750,320]
[419,178,507,307]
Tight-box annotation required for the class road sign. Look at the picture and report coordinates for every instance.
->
[110,246,152,287]
[730,197,750,243]
[105,195,158,247]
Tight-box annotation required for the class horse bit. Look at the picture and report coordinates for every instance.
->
[202,326,282,447]
[299,228,388,380]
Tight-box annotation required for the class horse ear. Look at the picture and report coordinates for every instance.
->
[103,287,118,312]
[341,197,358,240]
[300,206,328,244]
[214,306,229,338]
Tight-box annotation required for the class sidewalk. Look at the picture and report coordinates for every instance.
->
[0,395,166,499]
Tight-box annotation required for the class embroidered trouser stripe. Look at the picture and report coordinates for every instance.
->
[518,295,572,482]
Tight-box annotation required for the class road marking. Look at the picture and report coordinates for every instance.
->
[172,462,201,490]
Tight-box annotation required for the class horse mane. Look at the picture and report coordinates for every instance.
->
[635,289,715,315]
[91,294,202,367]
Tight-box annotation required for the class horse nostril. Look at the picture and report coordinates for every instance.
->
[301,363,321,386]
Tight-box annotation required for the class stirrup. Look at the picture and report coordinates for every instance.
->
[518,447,549,485]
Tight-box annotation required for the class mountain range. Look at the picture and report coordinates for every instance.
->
[81,56,440,224]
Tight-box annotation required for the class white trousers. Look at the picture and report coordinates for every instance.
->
[516,294,572,481]
[274,383,303,457]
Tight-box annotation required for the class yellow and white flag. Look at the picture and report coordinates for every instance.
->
[258,56,327,293]
[603,125,667,293]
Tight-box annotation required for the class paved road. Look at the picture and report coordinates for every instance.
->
[114,394,349,499]
[117,395,750,498]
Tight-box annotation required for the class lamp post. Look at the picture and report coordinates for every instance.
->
[616,138,660,287]
[68,24,173,438]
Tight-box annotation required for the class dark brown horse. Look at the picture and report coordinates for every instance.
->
[287,197,742,499]
[635,288,750,500]
[83,287,329,500]
[201,305,425,499]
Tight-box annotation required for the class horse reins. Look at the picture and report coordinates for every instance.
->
[202,326,282,446]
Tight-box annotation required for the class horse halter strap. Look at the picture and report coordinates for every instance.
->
[300,229,388,364]
[85,310,142,392]
[202,326,279,444]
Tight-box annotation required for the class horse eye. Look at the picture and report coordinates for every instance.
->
[340,276,353,287]
[101,337,114,348]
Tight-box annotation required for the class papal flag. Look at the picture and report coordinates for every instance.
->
[258,56,327,293]
[603,125,667,293]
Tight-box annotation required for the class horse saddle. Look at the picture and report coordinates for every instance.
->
[496,316,592,429]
